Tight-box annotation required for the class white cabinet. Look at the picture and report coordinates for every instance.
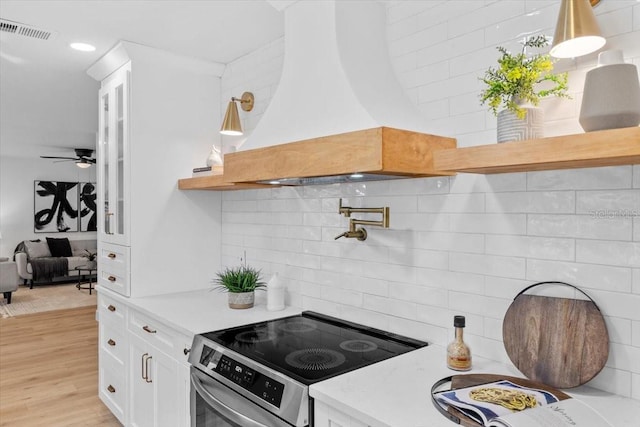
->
[97,293,129,424]
[98,63,130,247]
[88,41,224,299]
[314,401,370,427]
[129,334,183,427]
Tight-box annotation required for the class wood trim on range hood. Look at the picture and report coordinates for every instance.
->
[223,127,457,185]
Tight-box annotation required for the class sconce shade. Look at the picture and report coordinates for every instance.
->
[220,92,254,136]
[550,0,605,58]
[221,100,243,136]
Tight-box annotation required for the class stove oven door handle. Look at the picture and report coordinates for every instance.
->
[191,371,288,427]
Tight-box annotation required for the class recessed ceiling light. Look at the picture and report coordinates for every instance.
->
[70,42,96,52]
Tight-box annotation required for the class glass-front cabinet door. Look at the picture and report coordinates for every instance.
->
[98,62,130,246]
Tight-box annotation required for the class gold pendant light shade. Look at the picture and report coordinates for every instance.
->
[220,92,254,136]
[550,0,605,58]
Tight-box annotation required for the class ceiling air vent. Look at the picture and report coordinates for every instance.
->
[0,18,56,40]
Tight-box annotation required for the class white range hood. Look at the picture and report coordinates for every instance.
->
[224,0,455,185]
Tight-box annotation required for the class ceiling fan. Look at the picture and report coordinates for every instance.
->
[40,148,96,168]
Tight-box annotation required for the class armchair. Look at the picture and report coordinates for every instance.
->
[1,260,20,304]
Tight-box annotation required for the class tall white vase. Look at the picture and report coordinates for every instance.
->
[580,50,640,132]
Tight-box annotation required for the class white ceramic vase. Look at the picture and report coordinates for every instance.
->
[496,105,545,143]
[580,50,640,132]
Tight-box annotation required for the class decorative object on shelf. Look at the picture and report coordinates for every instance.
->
[205,144,224,175]
[213,264,265,309]
[480,35,569,143]
[579,50,640,132]
[220,92,254,136]
[550,0,605,59]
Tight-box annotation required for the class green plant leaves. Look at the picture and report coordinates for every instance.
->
[214,266,265,293]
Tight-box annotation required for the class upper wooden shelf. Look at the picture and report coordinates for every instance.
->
[177,174,274,191]
[433,127,640,174]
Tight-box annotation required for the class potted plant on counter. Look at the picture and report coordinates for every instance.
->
[214,265,265,309]
[480,35,569,142]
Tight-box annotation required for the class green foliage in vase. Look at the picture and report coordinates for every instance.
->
[83,250,97,261]
[480,35,570,119]
[214,265,265,293]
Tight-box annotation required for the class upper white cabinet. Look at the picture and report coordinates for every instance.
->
[88,41,225,298]
[98,63,130,246]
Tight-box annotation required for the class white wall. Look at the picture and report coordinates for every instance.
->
[0,156,97,257]
[218,0,640,400]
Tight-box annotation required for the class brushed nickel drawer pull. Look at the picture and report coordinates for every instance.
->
[108,276,116,282]
[107,339,116,346]
[107,385,116,393]
[141,353,148,380]
[107,305,116,312]
[107,252,117,259]
[143,325,157,334]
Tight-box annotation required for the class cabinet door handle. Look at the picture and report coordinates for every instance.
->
[107,385,116,393]
[107,304,116,312]
[184,347,191,356]
[107,339,116,346]
[105,213,114,235]
[107,252,117,259]
[107,276,116,282]
[141,352,149,380]
[142,325,157,334]
[145,355,153,383]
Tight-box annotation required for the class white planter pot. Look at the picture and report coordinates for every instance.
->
[497,106,544,143]
[228,291,255,309]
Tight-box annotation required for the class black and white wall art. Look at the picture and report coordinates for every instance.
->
[34,181,95,233]
[79,182,97,232]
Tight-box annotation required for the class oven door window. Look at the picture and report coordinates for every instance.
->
[191,369,296,427]
[194,391,243,427]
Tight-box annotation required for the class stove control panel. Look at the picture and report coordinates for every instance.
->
[200,346,284,408]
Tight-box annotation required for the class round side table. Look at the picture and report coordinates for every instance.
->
[75,266,96,295]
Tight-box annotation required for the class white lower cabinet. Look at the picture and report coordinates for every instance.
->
[129,334,183,427]
[98,293,191,426]
[314,400,370,427]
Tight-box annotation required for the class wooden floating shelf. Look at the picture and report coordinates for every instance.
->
[177,174,274,191]
[434,127,640,174]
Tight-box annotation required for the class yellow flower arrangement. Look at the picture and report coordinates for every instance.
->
[480,35,569,119]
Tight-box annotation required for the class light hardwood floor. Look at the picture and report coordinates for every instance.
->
[0,306,121,426]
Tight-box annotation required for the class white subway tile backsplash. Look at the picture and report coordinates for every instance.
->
[220,0,640,400]
[576,240,640,268]
[526,259,632,293]
[486,235,575,261]
[449,213,527,234]
[486,191,574,214]
[450,253,526,279]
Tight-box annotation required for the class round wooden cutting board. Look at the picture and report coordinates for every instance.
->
[502,282,609,389]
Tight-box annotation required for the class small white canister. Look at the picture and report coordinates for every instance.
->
[266,273,285,311]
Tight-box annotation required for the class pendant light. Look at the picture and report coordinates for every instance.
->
[550,0,606,58]
[220,92,255,136]
[76,158,92,168]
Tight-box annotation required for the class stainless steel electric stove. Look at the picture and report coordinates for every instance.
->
[189,311,428,427]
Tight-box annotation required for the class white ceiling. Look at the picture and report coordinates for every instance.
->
[0,0,284,158]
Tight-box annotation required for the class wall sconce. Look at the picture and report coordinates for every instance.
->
[550,0,606,58]
[220,92,254,136]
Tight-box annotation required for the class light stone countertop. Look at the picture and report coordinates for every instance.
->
[99,286,640,426]
[97,286,301,338]
[309,345,640,427]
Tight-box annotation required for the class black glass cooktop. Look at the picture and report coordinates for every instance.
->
[202,311,428,385]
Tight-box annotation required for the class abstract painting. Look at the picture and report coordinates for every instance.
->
[34,181,79,233]
[79,182,97,232]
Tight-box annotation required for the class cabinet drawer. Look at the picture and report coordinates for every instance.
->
[100,321,127,365]
[99,352,126,424]
[98,294,127,329]
[128,310,177,356]
[99,243,130,296]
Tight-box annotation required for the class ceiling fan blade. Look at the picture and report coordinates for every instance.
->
[53,159,75,163]
[40,156,77,160]
[87,158,97,163]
